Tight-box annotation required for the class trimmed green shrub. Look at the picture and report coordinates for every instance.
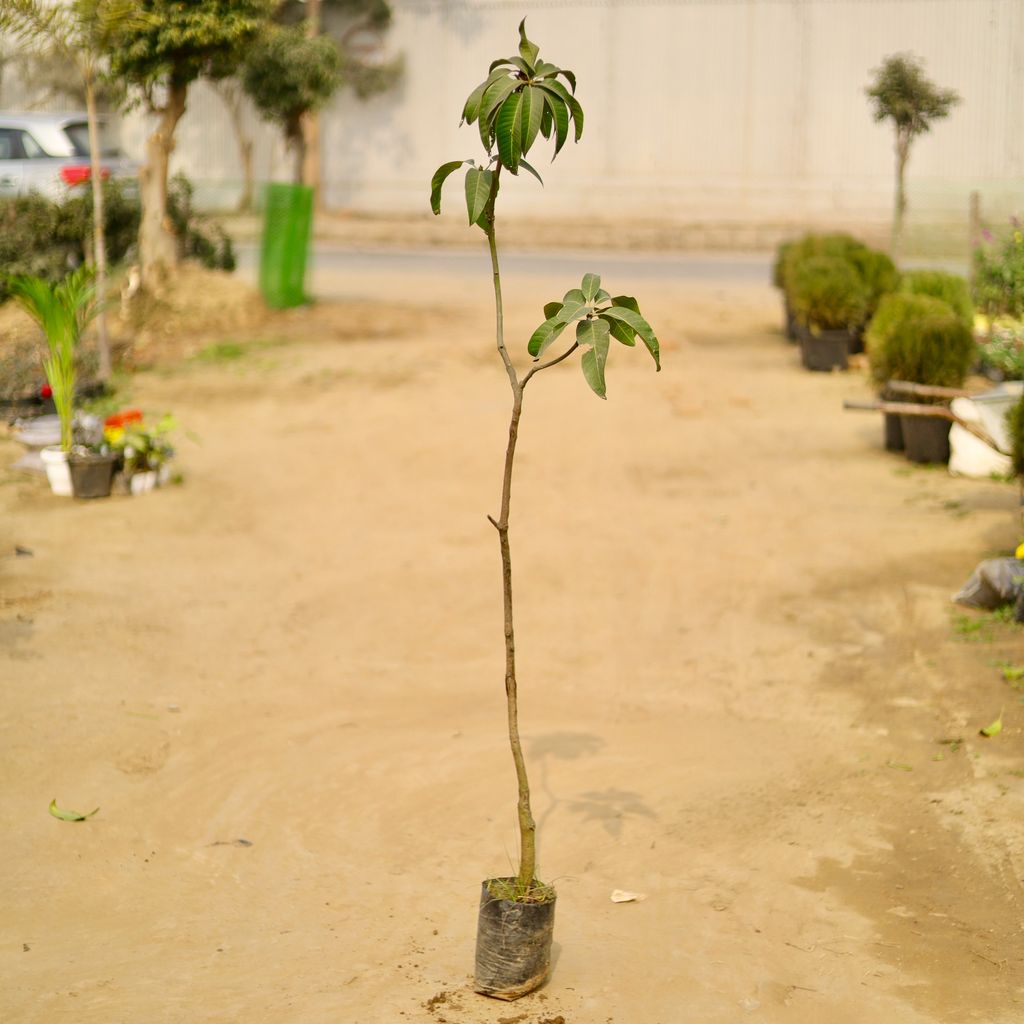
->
[848,248,900,318]
[1008,392,1024,476]
[0,194,72,300]
[789,256,869,332]
[0,175,233,304]
[57,180,141,268]
[779,232,869,293]
[866,292,974,387]
[900,269,973,328]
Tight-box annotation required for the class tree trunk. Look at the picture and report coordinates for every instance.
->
[84,75,111,382]
[301,0,323,207]
[892,131,911,262]
[214,81,256,213]
[138,81,187,287]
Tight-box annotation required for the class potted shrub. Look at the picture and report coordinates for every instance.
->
[848,247,900,352]
[772,240,797,339]
[899,269,974,328]
[8,267,106,496]
[789,256,869,371]
[866,292,974,461]
[430,21,660,1000]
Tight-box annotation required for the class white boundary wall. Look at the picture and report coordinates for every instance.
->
[7,0,1024,232]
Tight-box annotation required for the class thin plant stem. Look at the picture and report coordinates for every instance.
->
[483,166,538,891]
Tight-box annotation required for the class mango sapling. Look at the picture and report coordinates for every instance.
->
[431,20,661,1000]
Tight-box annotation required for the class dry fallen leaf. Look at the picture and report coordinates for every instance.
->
[610,889,647,903]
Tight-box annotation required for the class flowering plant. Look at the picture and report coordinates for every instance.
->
[973,220,1024,319]
[976,318,1024,381]
[102,410,176,475]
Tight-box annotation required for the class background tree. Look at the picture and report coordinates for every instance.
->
[211,78,256,212]
[269,0,401,200]
[106,0,271,285]
[0,0,143,382]
[866,53,960,259]
[242,23,341,185]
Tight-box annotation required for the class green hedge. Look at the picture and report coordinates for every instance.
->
[790,256,869,332]
[866,293,974,388]
[774,232,900,327]
[0,174,234,303]
[900,269,974,328]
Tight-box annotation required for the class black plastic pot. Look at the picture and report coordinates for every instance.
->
[800,328,849,372]
[883,412,905,452]
[474,878,556,1000]
[68,451,117,498]
[783,298,798,342]
[900,415,951,464]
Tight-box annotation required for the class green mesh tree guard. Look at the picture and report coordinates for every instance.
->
[259,183,313,309]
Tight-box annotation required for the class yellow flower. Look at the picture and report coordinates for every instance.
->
[1016,541,1024,559]
[104,425,125,445]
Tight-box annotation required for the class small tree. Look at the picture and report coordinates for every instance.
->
[243,0,401,196]
[431,21,660,999]
[1,0,143,382]
[106,0,271,285]
[242,24,341,185]
[866,53,960,259]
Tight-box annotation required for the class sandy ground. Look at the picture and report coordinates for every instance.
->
[2,256,1024,1024]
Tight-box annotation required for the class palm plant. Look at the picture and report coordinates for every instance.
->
[10,267,98,453]
[431,21,660,999]
[0,0,146,383]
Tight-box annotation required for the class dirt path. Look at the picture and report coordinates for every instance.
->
[2,264,1023,1024]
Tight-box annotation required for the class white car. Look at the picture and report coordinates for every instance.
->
[0,112,137,200]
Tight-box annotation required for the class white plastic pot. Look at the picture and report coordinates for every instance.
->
[40,446,72,497]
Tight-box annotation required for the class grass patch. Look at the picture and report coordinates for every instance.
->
[485,877,556,905]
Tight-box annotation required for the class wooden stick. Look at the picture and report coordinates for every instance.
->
[886,379,973,399]
[842,399,1000,449]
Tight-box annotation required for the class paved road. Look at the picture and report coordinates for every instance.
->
[235,242,775,289]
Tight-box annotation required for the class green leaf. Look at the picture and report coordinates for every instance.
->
[479,76,518,137]
[518,159,544,186]
[49,798,99,822]
[595,289,611,303]
[600,314,637,346]
[559,68,577,94]
[603,302,661,369]
[518,18,540,70]
[540,103,553,139]
[519,86,545,159]
[980,710,1004,737]
[496,92,524,171]
[462,68,510,124]
[536,79,583,141]
[581,273,601,302]
[528,316,569,358]
[611,294,641,313]
[562,287,586,304]
[539,90,569,155]
[464,167,493,226]
[534,60,560,79]
[555,298,589,324]
[430,160,467,216]
[543,301,562,320]
[578,318,611,399]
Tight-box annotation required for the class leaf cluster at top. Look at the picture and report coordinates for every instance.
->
[429,20,583,226]
[866,52,960,139]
